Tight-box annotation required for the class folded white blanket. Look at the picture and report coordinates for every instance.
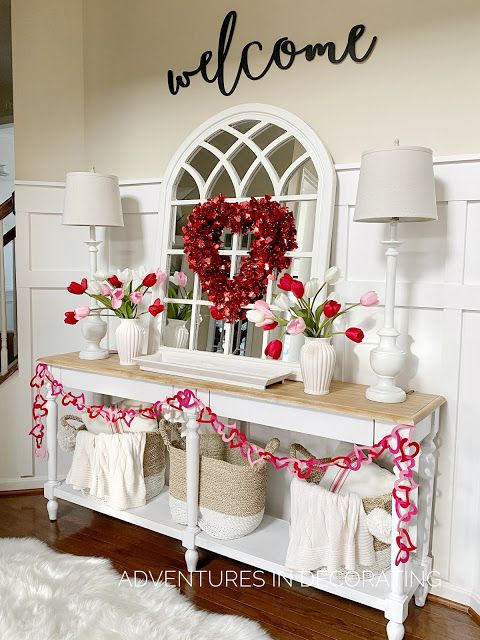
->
[66,430,147,510]
[285,477,375,573]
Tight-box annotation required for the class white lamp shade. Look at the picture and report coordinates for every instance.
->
[63,171,124,227]
[354,146,437,223]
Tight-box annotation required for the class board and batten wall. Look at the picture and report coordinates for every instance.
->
[7,155,480,612]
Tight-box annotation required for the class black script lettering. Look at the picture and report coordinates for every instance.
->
[167,11,378,96]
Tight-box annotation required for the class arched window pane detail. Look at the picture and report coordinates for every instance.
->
[152,105,336,373]
[230,145,258,180]
[251,123,286,150]
[230,119,260,133]
[175,169,200,201]
[207,130,237,153]
[207,167,236,198]
[243,164,275,198]
[188,146,218,182]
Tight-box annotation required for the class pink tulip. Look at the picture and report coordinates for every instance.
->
[155,269,167,285]
[254,300,276,327]
[360,290,379,307]
[286,317,306,335]
[100,284,112,296]
[111,288,124,310]
[74,306,90,320]
[177,271,188,287]
[130,291,143,304]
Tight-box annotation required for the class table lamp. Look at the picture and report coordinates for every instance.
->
[63,171,124,359]
[354,142,437,403]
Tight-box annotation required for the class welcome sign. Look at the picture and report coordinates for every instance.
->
[168,10,378,96]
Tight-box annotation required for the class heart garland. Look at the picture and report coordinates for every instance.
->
[29,369,420,564]
[182,195,297,323]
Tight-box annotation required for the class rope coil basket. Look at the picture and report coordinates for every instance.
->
[159,419,280,539]
[60,415,166,501]
[289,443,392,573]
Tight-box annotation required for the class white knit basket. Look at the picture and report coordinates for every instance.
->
[159,419,279,539]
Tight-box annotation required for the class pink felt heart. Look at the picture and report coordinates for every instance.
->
[50,380,63,397]
[121,408,136,428]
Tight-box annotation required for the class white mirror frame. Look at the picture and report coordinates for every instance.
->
[148,103,336,380]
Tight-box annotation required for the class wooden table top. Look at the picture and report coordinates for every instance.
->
[39,352,445,425]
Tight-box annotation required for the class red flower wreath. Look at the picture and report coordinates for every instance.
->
[182,195,297,323]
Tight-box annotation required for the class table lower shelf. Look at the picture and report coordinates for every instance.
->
[53,483,421,612]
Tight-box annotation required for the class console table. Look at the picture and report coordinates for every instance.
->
[39,352,445,640]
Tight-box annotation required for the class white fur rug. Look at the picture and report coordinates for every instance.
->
[0,538,270,640]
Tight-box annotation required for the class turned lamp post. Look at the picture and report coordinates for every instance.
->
[354,142,437,403]
[63,171,124,360]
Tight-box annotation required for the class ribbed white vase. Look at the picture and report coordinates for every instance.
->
[300,337,336,395]
[163,319,189,349]
[115,319,145,366]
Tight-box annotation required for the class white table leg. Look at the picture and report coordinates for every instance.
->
[183,406,200,572]
[385,461,409,640]
[44,378,59,521]
[414,410,439,607]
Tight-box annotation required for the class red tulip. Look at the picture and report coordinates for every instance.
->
[67,278,88,295]
[142,273,157,288]
[345,327,364,343]
[262,321,279,331]
[323,300,341,318]
[290,280,305,298]
[265,339,283,360]
[278,273,293,291]
[64,311,78,325]
[108,274,123,288]
[148,298,165,317]
[210,306,224,320]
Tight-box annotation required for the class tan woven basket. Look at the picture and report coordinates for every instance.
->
[159,419,280,539]
[61,415,166,501]
[290,443,391,554]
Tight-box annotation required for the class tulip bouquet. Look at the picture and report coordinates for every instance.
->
[64,268,167,324]
[247,266,379,360]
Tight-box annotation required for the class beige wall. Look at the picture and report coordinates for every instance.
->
[11,0,480,178]
[82,0,480,179]
[11,0,86,180]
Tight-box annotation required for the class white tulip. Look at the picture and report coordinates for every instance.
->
[117,268,133,283]
[275,293,294,311]
[325,266,341,285]
[304,278,322,298]
[86,280,102,295]
[246,309,265,324]
[94,271,112,281]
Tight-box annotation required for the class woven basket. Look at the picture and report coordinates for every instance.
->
[289,443,392,572]
[61,415,166,501]
[159,419,280,539]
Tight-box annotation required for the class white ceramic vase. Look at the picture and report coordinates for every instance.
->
[115,319,145,366]
[163,319,189,349]
[300,337,336,395]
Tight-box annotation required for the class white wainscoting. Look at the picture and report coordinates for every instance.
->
[9,158,480,611]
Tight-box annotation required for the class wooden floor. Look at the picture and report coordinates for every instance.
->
[0,493,478,640]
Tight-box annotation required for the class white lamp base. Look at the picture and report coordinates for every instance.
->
[366,328,406,404]
[79,314,109,360]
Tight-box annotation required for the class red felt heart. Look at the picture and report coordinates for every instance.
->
[30,363,48,389]
[32,395,48,420]
[50,380,63,397]
[198,406,216,424]
[29,423,45,439]
[182,196,297,323]
[61,392,85,410]
[176,389,198,409]
[87,405,104,419]
[121,408,136,428]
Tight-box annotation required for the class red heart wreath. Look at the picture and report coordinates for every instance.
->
[182,195,297,323]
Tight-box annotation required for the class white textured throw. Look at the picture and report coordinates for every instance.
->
[285,477,375,573]
[66,430,147,510]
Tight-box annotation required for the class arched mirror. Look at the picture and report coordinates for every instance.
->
[148,104,336,379]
